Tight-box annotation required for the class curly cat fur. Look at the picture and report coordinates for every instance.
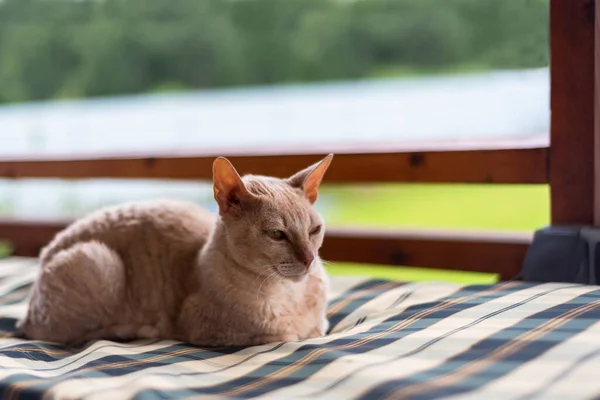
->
[17,155,333,346]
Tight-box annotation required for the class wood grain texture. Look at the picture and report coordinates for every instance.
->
[550,0,599,224]
[323,227,531,281]
[596,0,600,225]
[0,219,530,280]
[0,219,68,259]
[0,143,548,184]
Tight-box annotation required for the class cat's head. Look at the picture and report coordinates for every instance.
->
[212,154,333,282]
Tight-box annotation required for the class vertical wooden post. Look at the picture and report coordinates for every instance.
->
[596,0,600,225]
[550,0,600,225]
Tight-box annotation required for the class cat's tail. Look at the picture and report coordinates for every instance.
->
[17,241,126,344]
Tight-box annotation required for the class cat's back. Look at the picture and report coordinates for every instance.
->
[41,199,215,263]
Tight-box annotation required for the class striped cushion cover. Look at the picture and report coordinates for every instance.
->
[0,257,599,399]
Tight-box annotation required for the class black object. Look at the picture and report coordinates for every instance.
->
[521,226,600,284]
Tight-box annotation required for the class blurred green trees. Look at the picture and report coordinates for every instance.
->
[0,0,548,104]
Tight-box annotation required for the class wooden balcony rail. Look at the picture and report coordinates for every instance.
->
[0,138,546,278]
[323,228,531,280]
[0,138,548,184]
[0,218,531,280]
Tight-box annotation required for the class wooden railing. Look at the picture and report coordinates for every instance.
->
[0,0,597,282]
[0,138,548,184]
[0,139,545,280]
[0,218,533,280]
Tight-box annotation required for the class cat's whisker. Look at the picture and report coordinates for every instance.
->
[249,262,295,288]
[255,270,279,302]
[262,263,281,268]
[249,266,277,288]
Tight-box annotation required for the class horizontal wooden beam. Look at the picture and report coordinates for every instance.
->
[0,140,549,184]
[0,219,530,280]
[0,219,68,259]
[323,227,531,280]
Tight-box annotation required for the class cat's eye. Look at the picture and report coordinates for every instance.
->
[310,225,322,235]
[266,230,286,241]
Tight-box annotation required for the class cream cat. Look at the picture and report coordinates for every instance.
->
[17,154,333,346]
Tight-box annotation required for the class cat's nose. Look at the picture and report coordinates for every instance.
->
[302,254,315,268]
[293,243,314,269]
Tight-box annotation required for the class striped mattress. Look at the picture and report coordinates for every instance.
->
[0,257,599,399]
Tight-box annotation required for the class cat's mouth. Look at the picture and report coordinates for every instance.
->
[274,264,308,280]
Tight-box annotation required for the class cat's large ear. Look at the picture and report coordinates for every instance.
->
[213,157,251,214]
[287,154,334,204]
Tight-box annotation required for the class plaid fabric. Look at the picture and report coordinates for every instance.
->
[0,258,599,399]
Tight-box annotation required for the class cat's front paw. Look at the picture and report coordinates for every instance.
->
[304,317,329,339]
[305,327,325,339]
[252,333,298,345]
[321,316,330,335]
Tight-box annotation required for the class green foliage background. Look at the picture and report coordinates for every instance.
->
[0,0,549,104]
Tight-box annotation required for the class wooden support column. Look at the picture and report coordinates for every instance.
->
[550,0,600,225]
